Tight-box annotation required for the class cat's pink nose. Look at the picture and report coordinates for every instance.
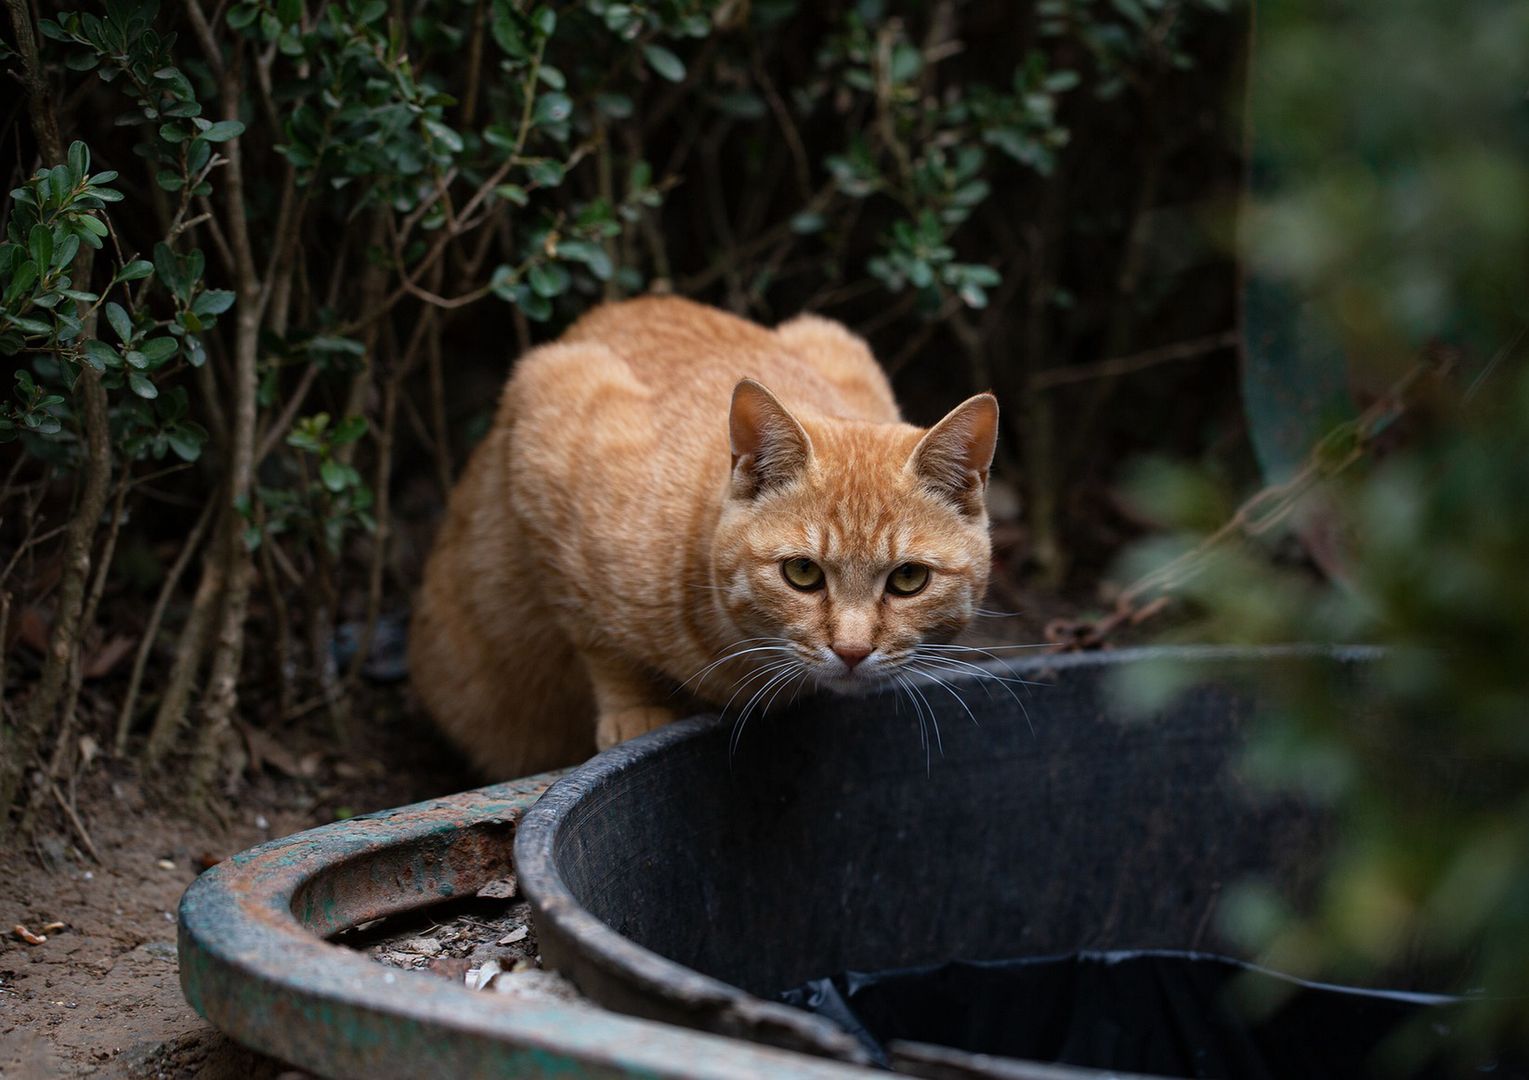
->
[833,644,872,670]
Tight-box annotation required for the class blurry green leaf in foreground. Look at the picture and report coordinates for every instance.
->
[1113,367,1529,1053]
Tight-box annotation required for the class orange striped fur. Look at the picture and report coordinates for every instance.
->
[410,296,997,777]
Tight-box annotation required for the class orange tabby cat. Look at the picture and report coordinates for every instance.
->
[410,296,997,777]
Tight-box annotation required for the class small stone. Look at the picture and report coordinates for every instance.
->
[400,937,442,957]
[475,876,517,900]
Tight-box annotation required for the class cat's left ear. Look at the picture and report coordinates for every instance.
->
[907,393,999,516]
[729,378,813,498]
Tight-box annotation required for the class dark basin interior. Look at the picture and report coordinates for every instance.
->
[514,647,1437,1075]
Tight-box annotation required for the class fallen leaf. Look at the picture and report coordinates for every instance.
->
[239,724,306,778]
[82,634,136,679]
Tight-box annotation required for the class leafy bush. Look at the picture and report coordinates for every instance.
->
[1,0,1241,822]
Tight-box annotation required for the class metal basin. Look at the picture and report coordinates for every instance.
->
[514,647,1385,1073]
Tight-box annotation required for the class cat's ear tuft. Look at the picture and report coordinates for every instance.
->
[729,379,812,498]
[907,393,998,516]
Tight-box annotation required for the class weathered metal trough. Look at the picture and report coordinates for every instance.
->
[180,647,1392,1079]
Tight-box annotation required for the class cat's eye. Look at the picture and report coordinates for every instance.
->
[886,563,930,597]
[782,558,825,591]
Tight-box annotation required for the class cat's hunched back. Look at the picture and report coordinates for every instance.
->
[411,296,996,777]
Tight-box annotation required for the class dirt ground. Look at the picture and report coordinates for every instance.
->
[0,700,478,1080]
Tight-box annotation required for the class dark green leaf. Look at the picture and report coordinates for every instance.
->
[152,244,179,288]
[422,119,463,154]
[642,44,686,83]
[128,371,157,398]
[28,224,52,271]
[83,339,121,371]
[4,260,38,304]
[556,239,613,280]
[53,232,80,269]
[533,92,572,126]
[116,259,154,282]
[8,315,53,335]
[528,260,570,298]
[332,415,368,444]
[526,160,564,188]
[320,458,348,492]
[106,302,133,344]
[226,3,260,29]
[192,290,236,316]
[167,423,206,462]
[201,120,246,143]
[138,337,179,364]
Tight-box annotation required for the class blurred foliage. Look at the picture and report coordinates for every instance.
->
[1114,0,1529,1061]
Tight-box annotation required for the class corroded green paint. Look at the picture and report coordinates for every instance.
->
[177,773,876,1080]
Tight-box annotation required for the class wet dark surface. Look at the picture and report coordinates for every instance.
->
[779,950,1522,1080]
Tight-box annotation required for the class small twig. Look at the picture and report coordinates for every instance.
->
[254,500,293,719]
[254,362,320,466]
[751,44,812,201]
[0,590,10,708]
[1055,359,1437,650]
[50,782,102,864]
[116,497,216,755]
[343,375,397,690]
[426,317,452,497]
[1030,332,1240,391]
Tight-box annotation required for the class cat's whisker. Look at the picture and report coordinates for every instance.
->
[908,652,1034,734]
[915,642,1051,685]
[892,672,932,774]
[676,641,798,695]
[920,640,1053,655]
[973,607,1024,618]
[910,651,1038,688]
[729,663,802,759]
[910,649,1021,684]
[717,657,800,715]
[906,663,981,729]
[759,666,808,724]
[904,673,943,758]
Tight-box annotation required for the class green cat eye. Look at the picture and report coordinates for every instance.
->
[782,558,825,591]
[886,562,930,596]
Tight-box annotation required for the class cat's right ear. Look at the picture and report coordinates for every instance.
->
[729,379,813,498]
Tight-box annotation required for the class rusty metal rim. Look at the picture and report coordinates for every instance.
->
[177,771,879,1079]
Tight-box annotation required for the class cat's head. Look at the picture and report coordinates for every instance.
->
[713,378,998,695]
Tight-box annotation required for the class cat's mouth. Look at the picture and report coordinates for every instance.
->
[811,652,895,696]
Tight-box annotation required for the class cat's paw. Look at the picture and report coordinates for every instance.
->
[595,706,679,750]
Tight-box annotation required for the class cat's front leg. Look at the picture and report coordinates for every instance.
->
[585,654,681,750]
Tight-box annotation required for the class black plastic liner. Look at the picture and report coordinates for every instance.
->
[779,950,1522,1079]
